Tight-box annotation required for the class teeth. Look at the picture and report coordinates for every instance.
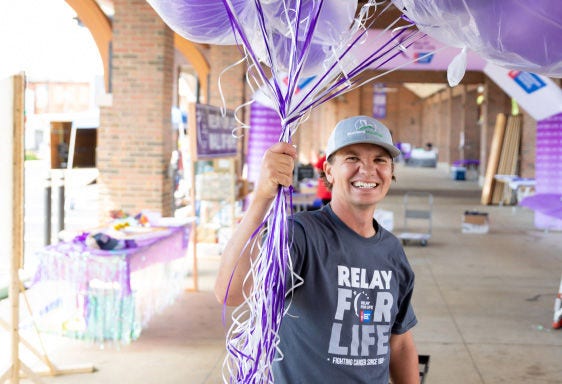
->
[353,181,377,189]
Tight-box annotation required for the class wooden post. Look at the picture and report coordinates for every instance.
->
[481,113,507,205]
[12,72,24,384]
[0,74,94,384]
[186,103,241,291]
[187,102,199,292]
[1,72,26,384]
[189,158,199,292]
[0,71,43,384]
[231,158,236,230]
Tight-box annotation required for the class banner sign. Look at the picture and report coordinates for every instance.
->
[534,113,562,230]
[357,30,487,72]
[247,102,281,186]
[372,83,387,119]
[189,103,238,160]
[484,63,562,121]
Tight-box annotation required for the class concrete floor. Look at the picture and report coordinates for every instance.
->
[2,163,562,383]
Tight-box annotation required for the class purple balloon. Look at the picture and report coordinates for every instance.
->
[251,0,355,76]
[270,33,331,76]
[473,1,562,71]
[262,0,356,45]
[393,0,562,76]
[146,0,249,45]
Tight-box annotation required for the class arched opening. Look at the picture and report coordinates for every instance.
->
[65,0,210,96]
[65,0,112,92]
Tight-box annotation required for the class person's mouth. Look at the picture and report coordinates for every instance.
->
[352,181,378,189]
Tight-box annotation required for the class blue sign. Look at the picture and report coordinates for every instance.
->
[509,71,546,94]
[414,52,434,64]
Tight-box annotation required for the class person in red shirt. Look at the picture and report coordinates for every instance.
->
[315,152,332,205]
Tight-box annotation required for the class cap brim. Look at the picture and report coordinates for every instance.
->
[328,142,401,159]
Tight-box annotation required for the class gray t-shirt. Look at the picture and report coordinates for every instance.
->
[272,204,417,383]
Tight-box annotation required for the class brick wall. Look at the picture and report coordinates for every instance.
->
[98,0,175,222]
[375,84,423,148]
[463,87,480,162]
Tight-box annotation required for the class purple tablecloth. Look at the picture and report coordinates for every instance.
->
[30,225,191,344]
[33,226,189,295]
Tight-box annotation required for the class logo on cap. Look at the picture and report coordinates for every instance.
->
[349,118,384,139]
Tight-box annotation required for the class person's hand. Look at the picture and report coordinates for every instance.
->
[254,142,297,201]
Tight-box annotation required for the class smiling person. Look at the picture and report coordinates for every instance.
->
[215,116,419,383]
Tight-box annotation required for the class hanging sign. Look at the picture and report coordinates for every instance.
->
[372,83,387,119]
[484,63,562,120]
[188,103,238,160]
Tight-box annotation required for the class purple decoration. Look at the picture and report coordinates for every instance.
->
[392,0,562,76]
[247,102,283,188]
[258,0,357,49]
[372,83,387,119]
[270,33,330,76]
[520,193,562,220]
[146,0,250,45]
[228,0,354,78]
[532,112,562,230]
[73,231,90,244]
[33,226,189,295]
[473,2,562,70]
[31,226,190,344]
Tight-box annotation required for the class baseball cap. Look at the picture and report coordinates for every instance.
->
[325,116,400,159]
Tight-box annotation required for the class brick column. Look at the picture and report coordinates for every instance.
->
[207,45,245,109]
[98,0,175,221]
[206,44,248,178]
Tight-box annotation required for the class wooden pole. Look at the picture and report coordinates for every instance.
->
[0,73,48,384]
[0,73,94,384]
[187,102,199,292]
[231,158,236,229]
[481,113,507,205]
[8,72,25,384]
[189,159,199,292]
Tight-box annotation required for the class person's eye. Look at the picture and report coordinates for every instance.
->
[375,157,389,164]
[346,156,359,162]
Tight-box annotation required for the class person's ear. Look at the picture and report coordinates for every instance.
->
[325,162,334,184]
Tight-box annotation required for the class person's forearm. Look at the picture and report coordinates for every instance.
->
[389,331,419,384]
[389,348,418,384]
[214,194,274,306]
[214,142,296,307]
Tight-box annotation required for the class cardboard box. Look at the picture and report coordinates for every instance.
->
[462,211,489,234]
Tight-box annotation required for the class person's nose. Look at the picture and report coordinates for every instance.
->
[359,160,377,176]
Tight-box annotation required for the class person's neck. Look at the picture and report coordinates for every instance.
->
[330,200,376,238]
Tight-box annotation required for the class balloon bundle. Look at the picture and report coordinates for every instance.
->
[147,0,426,382]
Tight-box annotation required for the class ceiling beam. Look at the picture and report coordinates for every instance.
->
[366,70,485,85]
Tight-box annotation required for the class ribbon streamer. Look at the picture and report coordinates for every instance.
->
[217,1,425,382]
